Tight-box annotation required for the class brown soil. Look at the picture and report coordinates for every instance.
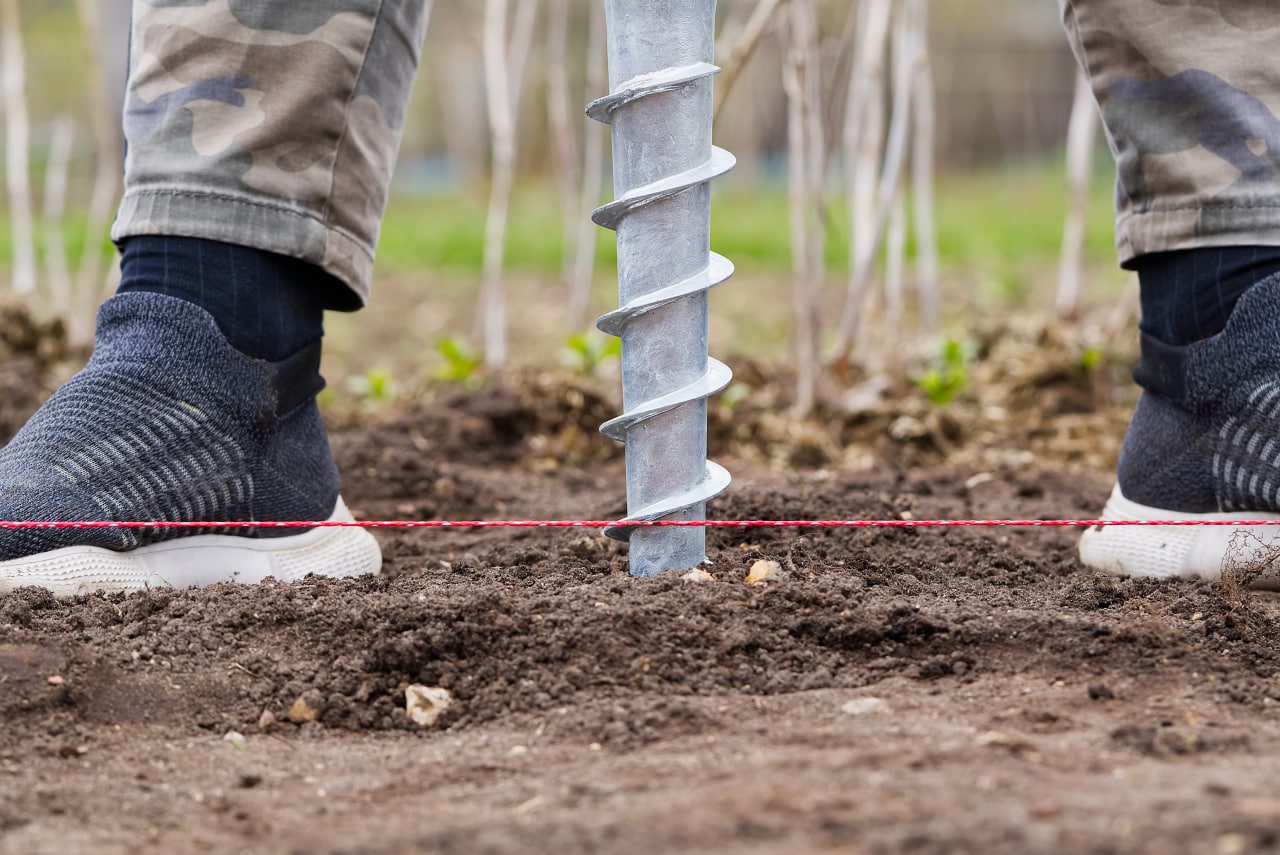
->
[3,313,1280,855]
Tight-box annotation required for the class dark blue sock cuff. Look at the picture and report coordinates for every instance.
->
[1134,246,1280,347]
[117,236,334,362]
[1132,270,1280,409]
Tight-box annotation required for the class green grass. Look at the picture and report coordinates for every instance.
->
[376,189,602,274]
[374,152,1121,288]
[0,152,1121,309]
[936,157,1119,264]
[23,4,93,124]
[0,214,114,277]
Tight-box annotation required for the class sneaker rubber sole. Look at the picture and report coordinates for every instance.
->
[1079,485,1280,587]
[0,496,381,597]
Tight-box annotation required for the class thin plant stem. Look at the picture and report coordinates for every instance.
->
[1057,66,1098,319]
[0,0,36,296]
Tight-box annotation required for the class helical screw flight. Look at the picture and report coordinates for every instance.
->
[589,0,733,577]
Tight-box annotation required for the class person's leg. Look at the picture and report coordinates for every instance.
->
[0,1,429,596]
[115,0,428,307]
[1061,1,1280,579]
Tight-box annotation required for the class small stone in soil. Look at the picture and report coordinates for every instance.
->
[288,693,322,724]
[405,685,453,727]
[746,560,784,584]
[841,697,891,716]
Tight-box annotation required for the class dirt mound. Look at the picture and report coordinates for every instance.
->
[0,302,77,444]
[7,326,1280,854]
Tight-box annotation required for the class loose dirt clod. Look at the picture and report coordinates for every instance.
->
[5,355,1278,854]
[1088,683,1115,701]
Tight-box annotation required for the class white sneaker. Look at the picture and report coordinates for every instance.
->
[1085,275,1280,587]
[0,497,381,597]
[0,293,379,597]
[1079,484,1280,586]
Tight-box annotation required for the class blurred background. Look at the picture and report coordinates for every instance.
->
[0,0,1131,411]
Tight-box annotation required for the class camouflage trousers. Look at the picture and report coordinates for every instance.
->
[1061,0,1280,266]
[113,1,430,309]
[116,2,1280,306]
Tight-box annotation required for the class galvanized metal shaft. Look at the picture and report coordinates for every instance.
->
[589,0,734,577]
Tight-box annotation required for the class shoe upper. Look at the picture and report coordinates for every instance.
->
[1121,272,1280,513]
[0,292,339,559]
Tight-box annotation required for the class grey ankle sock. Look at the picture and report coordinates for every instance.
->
[1120,272,1280,512]
[0,292,339,560]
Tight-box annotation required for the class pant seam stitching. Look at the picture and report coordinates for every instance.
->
[321,0,385,228]
[117,189,374,260]
[1130,202,1280,212]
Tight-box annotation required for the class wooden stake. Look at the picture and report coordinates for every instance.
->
[73,0,125,344]
[784,0,822,416]
[41,116,74,312]
[834,0,918,363]
[1057,66,1098,319]
[0,0,36,296]
[568,1,606,330]
[714,0,785,123]
[480,0,538,369]
[910,0,938,334]
[546,0,581,292]
[837,0,890,364]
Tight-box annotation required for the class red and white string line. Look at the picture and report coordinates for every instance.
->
[0,518,1276,530]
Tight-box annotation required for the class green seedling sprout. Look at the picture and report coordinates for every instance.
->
[561,331,621,375]
[434,336,484,388]
[1079,344,1103,372]
[719,381,751,411]
[912,337,975,405]
[346,368,395,404]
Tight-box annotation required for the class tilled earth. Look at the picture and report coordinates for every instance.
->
[3,314,1280,854]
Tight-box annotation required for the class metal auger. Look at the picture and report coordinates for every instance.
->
[588,0,734,577]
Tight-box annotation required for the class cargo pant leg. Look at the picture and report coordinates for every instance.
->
[112,1,430,309]
[1059,1,1280,265]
